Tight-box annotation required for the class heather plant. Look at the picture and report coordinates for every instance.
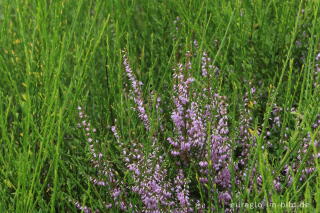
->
[71,48,320,212]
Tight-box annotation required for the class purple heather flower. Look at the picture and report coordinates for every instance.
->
[218,192,232,205]
[199,177,208,184]
[199,161,208,168]
[112,188,121,198]
[250,87,256,94]
[215,168,231,189]
[273,179,281,192]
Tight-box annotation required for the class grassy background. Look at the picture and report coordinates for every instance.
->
[0,0,320,212]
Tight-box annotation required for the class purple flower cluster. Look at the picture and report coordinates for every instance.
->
[75,108,131,211]
[173,169,193,212]
[77,107,105,172]
[129,151,174,211]
[209,95,232,204]
[166,51,232,205]
[123,52,150,130]
[112,124,196,212]
[168,58,198,157]
[201,51,220,77]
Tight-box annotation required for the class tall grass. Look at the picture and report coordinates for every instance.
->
[0,0,319,212]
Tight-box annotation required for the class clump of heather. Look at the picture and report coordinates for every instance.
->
[72,49,235,211]
[70,48,320,212]
[167,50,232,206]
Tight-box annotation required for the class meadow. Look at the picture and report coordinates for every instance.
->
[0,0,320,212]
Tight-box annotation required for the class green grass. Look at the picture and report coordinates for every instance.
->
[0,0,320,212]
